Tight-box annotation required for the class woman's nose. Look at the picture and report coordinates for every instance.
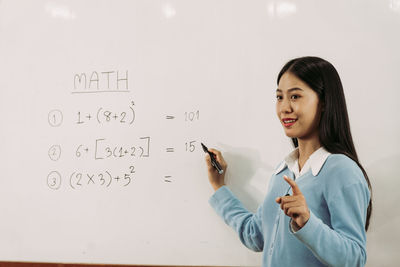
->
[280,99,292,114]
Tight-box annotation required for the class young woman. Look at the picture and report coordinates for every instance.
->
[205,56,372,267]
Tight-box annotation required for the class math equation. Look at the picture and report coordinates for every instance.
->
[46,69,201,191]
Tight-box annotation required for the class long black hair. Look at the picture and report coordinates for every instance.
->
[277,56,372,231]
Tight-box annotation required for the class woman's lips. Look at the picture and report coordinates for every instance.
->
[282,118,297,127]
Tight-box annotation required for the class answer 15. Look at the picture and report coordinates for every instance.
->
[185,141,196,152]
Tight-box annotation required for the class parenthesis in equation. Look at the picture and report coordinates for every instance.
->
[106,171,112,187]
[130,106,135,125]
[97,107,103,124]
[70,172,76,190]
[113,147,118,158]
[138,146,144,157]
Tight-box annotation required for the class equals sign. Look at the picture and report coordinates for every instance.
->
[166,148,175,152]
[164,176,172,183]
[166,115,175,120]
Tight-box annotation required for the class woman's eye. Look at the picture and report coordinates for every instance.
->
[276,95,283,101]
[291,95,300,100]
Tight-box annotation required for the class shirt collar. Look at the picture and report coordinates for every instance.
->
[274,147,331,177]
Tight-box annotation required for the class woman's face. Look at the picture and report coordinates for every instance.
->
[276,72,322,140]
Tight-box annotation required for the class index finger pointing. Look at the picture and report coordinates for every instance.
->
[283,175,302,195]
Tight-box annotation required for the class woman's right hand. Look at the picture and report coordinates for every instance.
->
[205,148,228,191]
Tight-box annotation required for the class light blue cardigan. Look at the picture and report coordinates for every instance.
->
[209,154,370,267]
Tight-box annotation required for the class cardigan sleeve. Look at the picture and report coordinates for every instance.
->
[209,186,264,252]
[292,180,370,267]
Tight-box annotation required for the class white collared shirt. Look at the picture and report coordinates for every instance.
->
[275,146,331,179]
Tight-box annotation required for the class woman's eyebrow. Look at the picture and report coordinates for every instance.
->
[276,87,303,93]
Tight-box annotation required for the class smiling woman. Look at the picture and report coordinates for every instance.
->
[206,56,372,267]
[277,57,372,230]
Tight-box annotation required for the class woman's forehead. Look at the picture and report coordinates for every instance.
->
[278,73,312,92]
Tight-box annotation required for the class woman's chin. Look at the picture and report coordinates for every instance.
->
[284,131,297,138]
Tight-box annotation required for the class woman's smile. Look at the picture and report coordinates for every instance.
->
[282,118,298,127]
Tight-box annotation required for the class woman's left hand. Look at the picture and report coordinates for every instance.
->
[275,175,310,229]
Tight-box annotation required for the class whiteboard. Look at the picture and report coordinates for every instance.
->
[0,0,399,266]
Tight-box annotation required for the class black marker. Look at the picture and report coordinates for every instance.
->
[201,143,224,174]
